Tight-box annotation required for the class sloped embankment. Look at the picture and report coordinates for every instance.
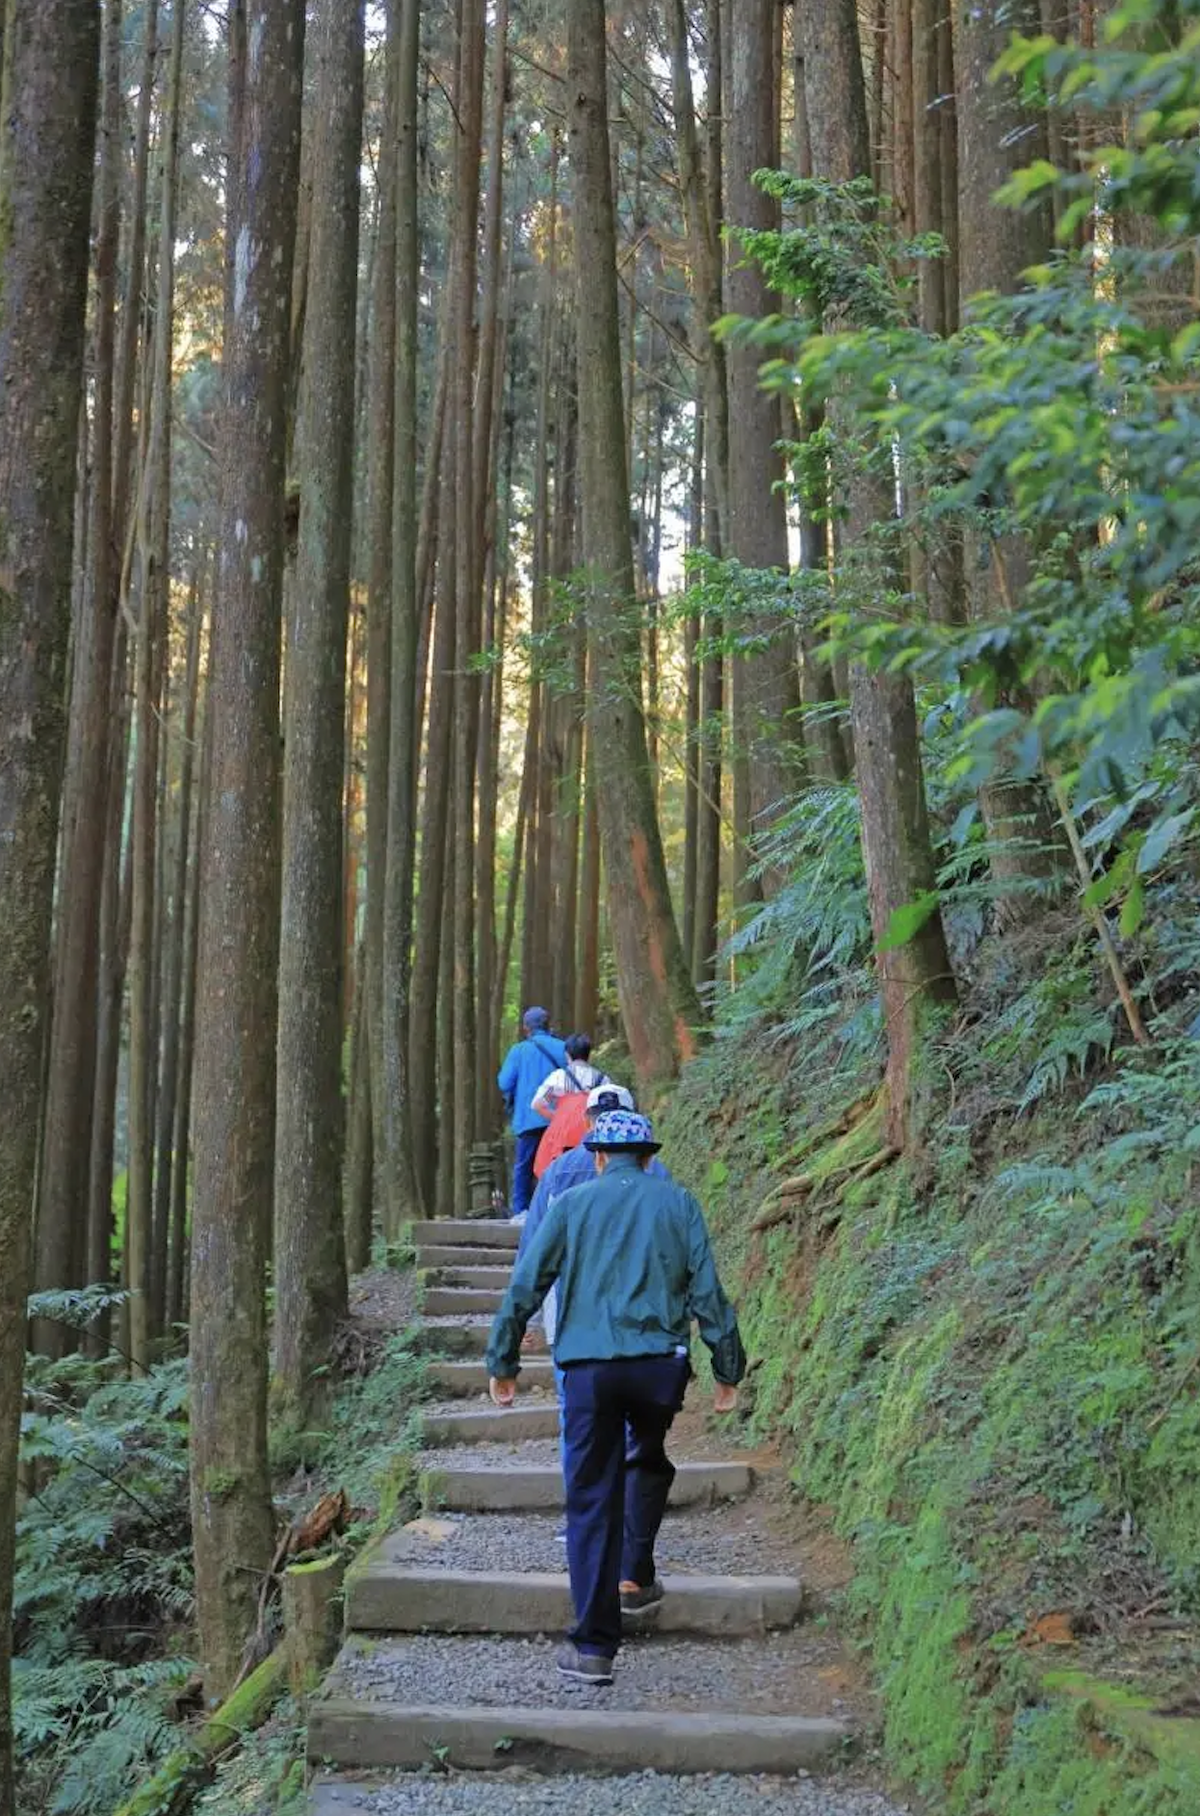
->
[660,982,1200,1815]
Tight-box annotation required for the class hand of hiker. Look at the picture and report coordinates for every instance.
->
[713,1382,738,1414]
[489,1376,517,1407]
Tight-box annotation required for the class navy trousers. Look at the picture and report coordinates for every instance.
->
[560,1353,690,1658]
[511,1128,544,1217]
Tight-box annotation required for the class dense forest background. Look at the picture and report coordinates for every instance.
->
[2,0,1200,1809]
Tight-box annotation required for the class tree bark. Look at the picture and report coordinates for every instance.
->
[33,0,121,1356]
[724,0,803,897]
[190,0,305,1701]
[364,0,398,1233]
[0,0,99,1799]
[567,0,701,1090]
[957,0,1063,923]
[275,0,362,1437]
[804,0,958,1150]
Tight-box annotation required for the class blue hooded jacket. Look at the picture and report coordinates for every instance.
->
[496,1030,568,1134]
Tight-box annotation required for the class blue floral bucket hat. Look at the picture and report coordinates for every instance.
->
[584,1109,661,1153]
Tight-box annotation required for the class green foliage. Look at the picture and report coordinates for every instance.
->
[15,1355,194,1815]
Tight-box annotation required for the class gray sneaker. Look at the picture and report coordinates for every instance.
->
[620,1579,665,1619]
[556,1644,614,1685]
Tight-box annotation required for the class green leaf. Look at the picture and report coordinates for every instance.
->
[878,891,941,953]
[1119,878,1146,938]
[1136,808,1195,875]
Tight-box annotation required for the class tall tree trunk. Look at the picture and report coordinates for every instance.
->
[155,558,201,1346]
[84,628,132,1358]
[381,0,426,1234]
[167,578,207,1336]
[344,939,373,1273]
[957,0,1063,924]
[0,0,99,1798]
[470,0,509,1132]
[364,0,398,1232]
[450,0,485,1211]
[275,0,362,1438]
[803,0,958,1151]
[567,0,700,1090]
[128,0,172,1370]
[33,0,121,1356]
[724,0,803,899]
[190,0,305,1700]
[409,428,457,1214]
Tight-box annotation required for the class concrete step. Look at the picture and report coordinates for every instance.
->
[411,1321,492,1357]
[308,1701,847,1776]
[421,1461,755,1513]
[423,1357,554,1395]
[348,1567,802,1637]
[420,1405,560,1447]
[415,1245,513,1271]
[419,1265,512,1291]
[422,1286,506,1316]
[407,1219,519,1251]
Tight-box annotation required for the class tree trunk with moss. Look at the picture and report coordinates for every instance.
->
[274,0,361,1438]
[0,0,99,1800]
[567,0,700,1090]
[189,0,305,1700]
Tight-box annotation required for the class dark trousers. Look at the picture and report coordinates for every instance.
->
[561,1353,690,1658]
[511,1128,544,1217]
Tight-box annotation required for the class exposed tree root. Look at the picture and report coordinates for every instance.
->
[750,1088,893,1232]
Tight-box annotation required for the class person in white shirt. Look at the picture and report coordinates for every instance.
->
[530,1033,607,1122]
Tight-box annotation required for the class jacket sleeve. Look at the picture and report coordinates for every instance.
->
[496,1045,518,1102]
[683,1192,746,1386]
[485,1200,568,1379]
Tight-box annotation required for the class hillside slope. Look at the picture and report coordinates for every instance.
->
[661,921,1200,1813]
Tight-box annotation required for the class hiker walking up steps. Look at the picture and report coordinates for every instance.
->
[496,1007,567,1218]
[485,1108,746,1686]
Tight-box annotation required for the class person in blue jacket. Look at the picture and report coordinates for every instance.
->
[496,1006,567,1217]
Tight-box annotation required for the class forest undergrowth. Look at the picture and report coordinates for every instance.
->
[13,1285,424,1816]
[662,878,1200,1814]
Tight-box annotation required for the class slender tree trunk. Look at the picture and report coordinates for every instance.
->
[344,939,373,1272]
[567,0,701,1090]
[957,0,1064,923]
[33,0,121,1356]
[155,559,201,1345]
[84,628,132,1357]
[275,0,362,1437]
[0,1,99,1798]
[169,633,214,1338]
[724,0,803,898]
[409,427,457,1213]
[190,0,305,1700]
[364,0,398,1229]
[449,0,485,1211]
[804,0,958,1150]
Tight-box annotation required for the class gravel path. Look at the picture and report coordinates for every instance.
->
[377,1509,800,1578]
[326,1630,852,1718]
[312,1772,909,1816]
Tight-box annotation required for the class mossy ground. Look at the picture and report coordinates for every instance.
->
[661,927,1200,1814]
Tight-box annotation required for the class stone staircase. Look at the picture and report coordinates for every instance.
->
[309,1216,855,1807]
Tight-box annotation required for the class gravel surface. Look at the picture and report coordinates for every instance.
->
[312,1771,908,1816]
[326,1631,850,1717]
[377,1510,800,1578]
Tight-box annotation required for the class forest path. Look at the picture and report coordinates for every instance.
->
[308,1220,909,1816]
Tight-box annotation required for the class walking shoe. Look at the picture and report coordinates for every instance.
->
[620,1579,665,1618]
[556,1644,614,1685]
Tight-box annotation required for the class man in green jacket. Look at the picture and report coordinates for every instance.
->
[485,1109,746,1686]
